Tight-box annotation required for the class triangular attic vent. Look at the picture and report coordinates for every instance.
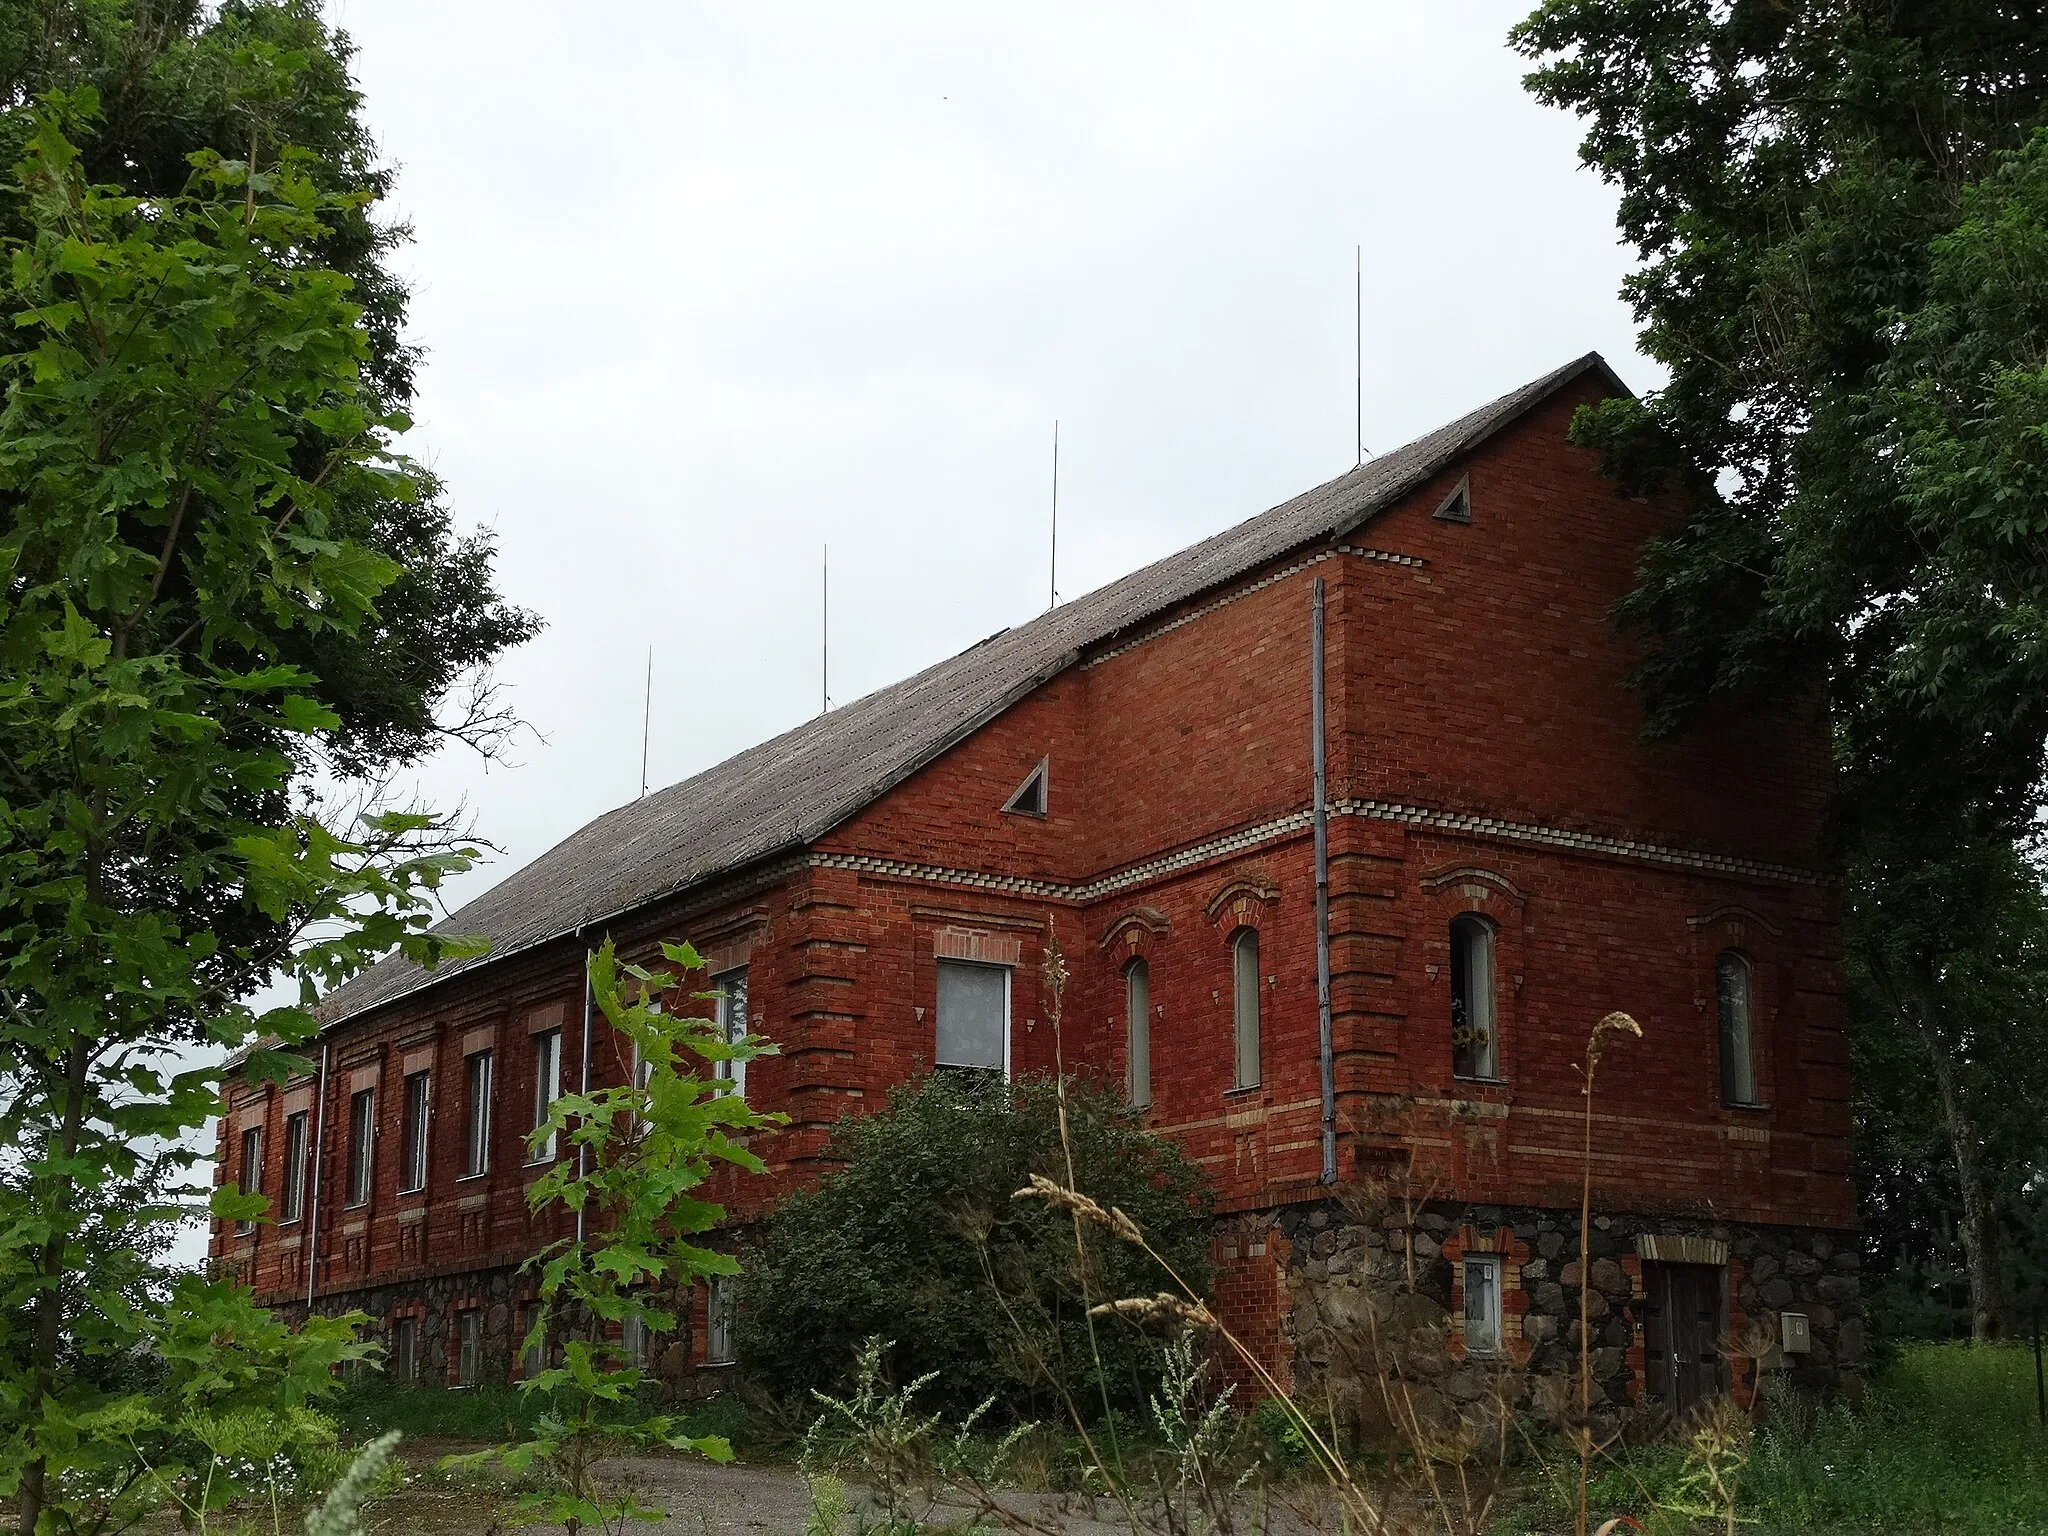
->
[1003,758,1049,817]
[1433,477,1472,524]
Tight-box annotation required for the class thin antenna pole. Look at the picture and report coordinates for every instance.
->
[821,545,830,714]
[638,646,652,797]
[1049,420,1060,610]
[1355,244,1364,467]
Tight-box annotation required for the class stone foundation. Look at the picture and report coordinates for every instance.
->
[273,1266,699,1393]
[1273,1198,1860,1441]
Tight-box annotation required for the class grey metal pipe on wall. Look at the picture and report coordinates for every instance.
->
[577,930,593,1244]
[304,1040,329,1309]
[1312,577,1336,1185]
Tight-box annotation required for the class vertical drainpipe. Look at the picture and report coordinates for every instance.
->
[1312,577,1337,1186]
[304,1040,330,1310]
[577,927,592,1245]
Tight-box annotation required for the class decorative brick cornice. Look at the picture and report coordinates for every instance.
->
[810,800,1824,905]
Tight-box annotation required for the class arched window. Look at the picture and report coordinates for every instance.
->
[1125,958,1151,1109]
[1716,950,1757,1105]
[1450,915,1497,1080]
[1232,928,1261,1090]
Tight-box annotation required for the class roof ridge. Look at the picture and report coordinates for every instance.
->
[315,350,1622,1025]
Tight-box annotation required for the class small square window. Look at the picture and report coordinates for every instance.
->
[1463,1254,1504,1356]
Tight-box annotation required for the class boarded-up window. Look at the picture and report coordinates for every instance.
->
[1232,928,1261,1090]
[936,960,1007,1073]
[1716,951,1757,1105]
[1450,915,1498,1080]
[1125,958,1151,1109]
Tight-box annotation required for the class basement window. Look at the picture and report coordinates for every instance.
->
[1433,476,1472,524]
[1002,758,1049,818]
[1463,1254,1503,1355]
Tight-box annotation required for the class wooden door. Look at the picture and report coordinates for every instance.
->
[1642,1261,1724,1412]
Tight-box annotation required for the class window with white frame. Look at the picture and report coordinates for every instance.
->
[705,1275,735,1365]
[622,1311,650,1368]
[279,1111,308,1223]
[1450,915,1499,1080]
[1716,950,1758,1105]
[345,1088,375,1207]
[464,1050,493,1177]
[1125,958,1151,1110]
[935,959,1008,1074]
[400,1071,430,1193]
[1463,1253,1503,1355]
[1231,928,1261,1091]
[235,1125,262,1236]
[530,1029,562,1162]
[714,967,750,1098]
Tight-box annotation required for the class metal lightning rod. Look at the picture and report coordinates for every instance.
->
[638,645,652,797]
[1355,244,1365,467]
[1049,420,1060,610]
[821,544,831,714]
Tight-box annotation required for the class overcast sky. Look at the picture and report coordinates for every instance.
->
[173,1,1649,1268]
[314,0,1649,921]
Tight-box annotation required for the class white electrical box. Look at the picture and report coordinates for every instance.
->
[1780,1311,1811,1354]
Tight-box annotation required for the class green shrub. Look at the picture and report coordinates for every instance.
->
[736,1071,1212,1422]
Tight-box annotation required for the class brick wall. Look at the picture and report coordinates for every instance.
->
[214,377,1854,1387]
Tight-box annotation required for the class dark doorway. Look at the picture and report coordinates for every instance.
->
[1642,1261,1725,1413]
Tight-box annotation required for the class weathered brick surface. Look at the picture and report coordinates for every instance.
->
[214,384,1853,1403]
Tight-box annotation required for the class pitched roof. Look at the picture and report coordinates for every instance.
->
[321,351,1622,1024]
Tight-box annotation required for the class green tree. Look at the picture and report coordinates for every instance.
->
[1513,0,2048,1339]
[0,93,487,1535]
[738,1072,1213,1423]
[0,1,539,785]
[450,941,782,1536]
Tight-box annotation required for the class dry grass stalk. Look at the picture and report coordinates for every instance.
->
[1576,1010,1642,1536]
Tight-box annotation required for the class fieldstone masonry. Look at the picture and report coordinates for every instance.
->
[1278,1199,1860,1441]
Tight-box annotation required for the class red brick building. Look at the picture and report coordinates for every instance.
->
[212,354,1860,1423]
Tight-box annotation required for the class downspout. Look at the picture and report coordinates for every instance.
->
[577,926,592,1244]
[304,1040,330,1310]
[1312,577,1336,1185]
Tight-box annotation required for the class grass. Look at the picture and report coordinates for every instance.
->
[1507,1342,2048,1535]
[326,1377,755,1451]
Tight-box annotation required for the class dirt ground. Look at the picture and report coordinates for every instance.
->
[380,1445,1142,1536]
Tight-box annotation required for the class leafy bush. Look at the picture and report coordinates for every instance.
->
[737,1072,1212,1421]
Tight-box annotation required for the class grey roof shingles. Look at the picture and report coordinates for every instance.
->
[319,351,1622,1025]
